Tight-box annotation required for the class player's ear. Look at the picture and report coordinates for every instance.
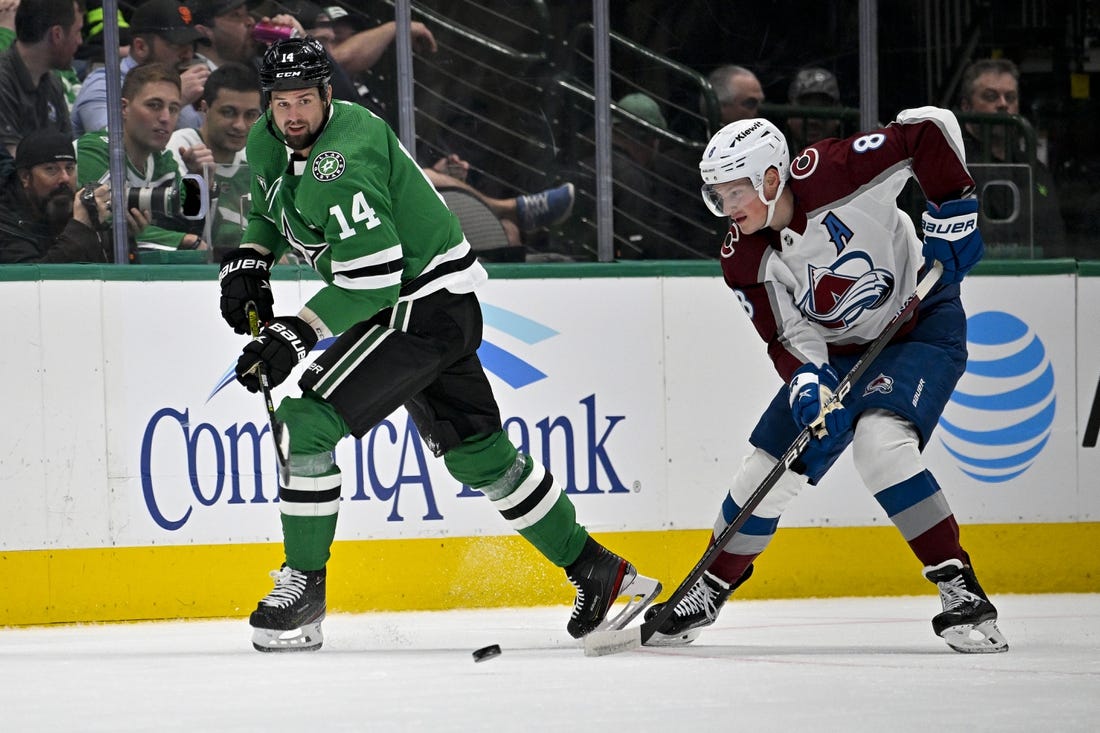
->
[763,167,780,197]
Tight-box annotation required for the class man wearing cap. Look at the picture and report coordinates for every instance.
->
[0,0,83,157]
[0,129,113,263]
[786,66,844,151]
[608,92,680,258]
[71,0,210,137]
[323,5,366,45]
[190,0,258,70]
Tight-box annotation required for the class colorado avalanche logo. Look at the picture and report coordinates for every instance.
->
[798,251,894,329]
[790,148,820,179]
[720,227,739,257]
[312,151,345,181]
[864,373,894,396]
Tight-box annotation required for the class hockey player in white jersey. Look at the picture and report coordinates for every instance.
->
[645,110,1007,653]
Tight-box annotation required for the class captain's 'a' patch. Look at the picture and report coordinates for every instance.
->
[313,151,346,181]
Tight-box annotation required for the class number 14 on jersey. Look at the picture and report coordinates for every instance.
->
[329,191,381,240]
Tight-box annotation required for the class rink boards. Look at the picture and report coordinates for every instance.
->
[1,260,1097,625]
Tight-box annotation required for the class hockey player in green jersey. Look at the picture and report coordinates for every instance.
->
[219,37,660,652]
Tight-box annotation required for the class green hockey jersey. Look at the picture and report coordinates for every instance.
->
[243,100,485,337]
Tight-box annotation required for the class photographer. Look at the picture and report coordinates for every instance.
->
[77,62,208,256]
[0,130,113,263]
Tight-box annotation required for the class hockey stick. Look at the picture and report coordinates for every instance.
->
[584,260,945,657]
[245,301,290,484]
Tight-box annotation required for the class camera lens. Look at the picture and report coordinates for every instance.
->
[125,185,177,218]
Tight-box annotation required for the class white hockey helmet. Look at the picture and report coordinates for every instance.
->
[699,119,789,225]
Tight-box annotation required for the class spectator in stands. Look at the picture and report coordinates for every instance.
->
[606,92,678,259]
[0,0,15,45]
[190,0,259,70]
[168,61,260,260]
[709,65,764,125]
[74,2,133,79]
[71,0,210,137]
[424,159,575,244]
[323,4,366,45]
[0,0,83,157]
[958,57,1068,256]
[249,0,436,114]
[77,62,208,255]
[786,66,843,151]
[0,129,114,263]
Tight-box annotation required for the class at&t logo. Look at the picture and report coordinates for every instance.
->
[938,311,1055,483]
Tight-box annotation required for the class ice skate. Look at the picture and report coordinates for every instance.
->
[249,565,327,652]
[645,565,753,646]
[564,537,661,638]
[924,559,1008,654]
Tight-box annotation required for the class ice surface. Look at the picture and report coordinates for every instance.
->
[1,594,1097,732]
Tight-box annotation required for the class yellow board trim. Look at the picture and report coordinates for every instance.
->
[3,522,1098,626]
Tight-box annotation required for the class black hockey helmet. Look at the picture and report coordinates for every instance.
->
[259,36,333,94]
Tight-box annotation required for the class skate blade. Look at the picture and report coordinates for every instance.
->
[251,622,324,652]
[583,625,642,657]
[940,619,1008,654]
[596,573,663,633]
[644,628,702,647]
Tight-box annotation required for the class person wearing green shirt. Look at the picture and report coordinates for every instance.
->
[168,61,261,261]
[219,37,659,652]
[76,61,207,256]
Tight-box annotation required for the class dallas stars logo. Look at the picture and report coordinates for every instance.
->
[312,151,346,181]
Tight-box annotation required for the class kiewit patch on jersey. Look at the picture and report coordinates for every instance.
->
[313,151,346,181]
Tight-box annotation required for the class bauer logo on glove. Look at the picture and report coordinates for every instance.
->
[236,316,319,392]
[921,198,984,286]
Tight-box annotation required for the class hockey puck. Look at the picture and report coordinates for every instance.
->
[472,644,501,663]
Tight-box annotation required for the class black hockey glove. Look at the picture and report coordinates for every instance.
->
[235,316,318,393]
[220,248,275,334]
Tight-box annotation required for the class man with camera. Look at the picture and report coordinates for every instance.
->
[0,129,113,263]
[76,61,208,256]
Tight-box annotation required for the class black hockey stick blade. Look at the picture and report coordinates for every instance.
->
[584,261,944,657]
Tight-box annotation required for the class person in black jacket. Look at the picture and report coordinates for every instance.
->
[0,130,113,263]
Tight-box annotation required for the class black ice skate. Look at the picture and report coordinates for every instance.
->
[249,565,327,652]
[645,565,753,646]
[923,559,1008,653]
[564,537,661,638]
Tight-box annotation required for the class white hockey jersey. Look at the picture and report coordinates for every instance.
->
[718,106,974,382]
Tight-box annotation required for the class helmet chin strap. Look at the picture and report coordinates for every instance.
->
[755,172,787,229]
